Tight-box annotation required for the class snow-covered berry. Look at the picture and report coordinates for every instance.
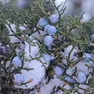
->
[38,18,48,27]
[12,56,22,68]
[44,24,57,35]
[14,74,24,85]
[49,14,59,24]
[77,72,86,83]
[44,35,54,47]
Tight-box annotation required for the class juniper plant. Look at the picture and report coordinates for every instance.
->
[0,0,94,94]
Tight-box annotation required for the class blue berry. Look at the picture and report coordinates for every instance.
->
[38,18,48,28]
[42,53,51,63]
[44,24,57,35]
[49,14,59,24]
[44,35,54,47]
[12,56,22,68]
[77,72,86,83]
[14,74,24,85]
[54,66,64,75]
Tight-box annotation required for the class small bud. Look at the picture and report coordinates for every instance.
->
[58,35,63,41]
[27,79,33,83]
[64,82,68,86]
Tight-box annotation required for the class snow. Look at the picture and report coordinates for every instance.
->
[28,44,93,93]
[24,41,40,60]
[35,77,63,94]
[15,60,45,89]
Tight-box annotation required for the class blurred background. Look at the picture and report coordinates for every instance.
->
[0,0,94,22]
